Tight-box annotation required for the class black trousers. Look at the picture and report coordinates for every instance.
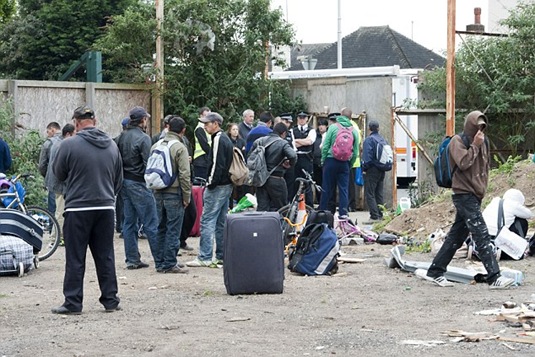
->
[428,194,501,284]
[180,193,196,247]
[293,155,314,207]
[257,176,288,211]
[364,166,385,219]
[62,209,119,312]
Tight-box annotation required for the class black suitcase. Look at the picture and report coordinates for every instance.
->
[0,209,43,253]
[223,212,284,295]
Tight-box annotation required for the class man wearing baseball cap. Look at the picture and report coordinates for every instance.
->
[51,105,123,314]
[115,106,159,270]
[187,112,234,268]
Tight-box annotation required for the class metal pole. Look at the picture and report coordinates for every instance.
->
[153,0,164,136]
[446,0,456,136]
[337,0,342,69]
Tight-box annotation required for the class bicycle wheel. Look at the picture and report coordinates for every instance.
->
[278,203,314,246]
[25,206,61,261]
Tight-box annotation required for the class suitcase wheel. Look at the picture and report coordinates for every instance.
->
[18,262,24,277]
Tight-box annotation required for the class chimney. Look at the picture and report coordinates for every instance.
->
[466,7,485,33]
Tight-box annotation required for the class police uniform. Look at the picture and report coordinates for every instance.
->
[290,112,316,207]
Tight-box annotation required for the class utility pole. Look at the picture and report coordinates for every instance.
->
[153,0,164,135]
[446,0,456,136]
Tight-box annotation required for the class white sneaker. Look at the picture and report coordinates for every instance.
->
[489,276,515,290]
[185,258,212,267]
[415,269,454,287]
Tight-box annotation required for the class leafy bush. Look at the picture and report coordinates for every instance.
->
[0,100,46,206]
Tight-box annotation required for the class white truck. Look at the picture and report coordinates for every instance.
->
[392,70,419,188]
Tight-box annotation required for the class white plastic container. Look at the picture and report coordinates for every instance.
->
[399,197,411,212]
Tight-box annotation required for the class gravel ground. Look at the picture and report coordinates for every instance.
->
[1,228,535,356]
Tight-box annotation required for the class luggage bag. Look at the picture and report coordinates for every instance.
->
[0,209,43,253]
[223,211,284,295]
[189,185,205,237]
[0,235,36,276]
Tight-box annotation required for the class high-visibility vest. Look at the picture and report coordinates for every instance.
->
[351,121,361,168]
[193,122,211,160]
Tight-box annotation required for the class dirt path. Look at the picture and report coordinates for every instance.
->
[1,234,535,356]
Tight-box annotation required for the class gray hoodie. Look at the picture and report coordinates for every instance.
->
[53,127,123,210]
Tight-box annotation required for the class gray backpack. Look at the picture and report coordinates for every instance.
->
[246,138,277,187]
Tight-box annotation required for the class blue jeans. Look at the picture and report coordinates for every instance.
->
[121,179,159,267]
[154,191,185,270]
[198,184,233,261]
[48,191,56,215]
[427,193,501,284]
[319,158,350,216]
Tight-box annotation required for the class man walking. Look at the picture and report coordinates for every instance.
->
[115,106,159,270]
[361,120,388,222]
[252,123,297,211]
[420,111,515,289]
[319,108,359,218]
[51,105,122,314]
[151,116,191,274]
[187,112,233,268]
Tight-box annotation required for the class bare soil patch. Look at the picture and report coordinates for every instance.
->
[2,160,535,356]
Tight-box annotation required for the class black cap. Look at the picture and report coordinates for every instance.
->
[129,106,150,122]
[368,119,380,131]
[280,113,293,122]
[297,111,308,117]
[327,112,340,120]
[73,105,95,119]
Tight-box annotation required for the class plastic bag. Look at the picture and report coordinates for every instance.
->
[354,167,364,186]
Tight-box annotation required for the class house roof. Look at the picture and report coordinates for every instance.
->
[288,25,445,71]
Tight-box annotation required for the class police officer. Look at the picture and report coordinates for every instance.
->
[290,111,316,207]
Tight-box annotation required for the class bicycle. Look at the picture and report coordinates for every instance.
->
[0,173,61,261]
[334,213,377,245]
[278,169,320,249]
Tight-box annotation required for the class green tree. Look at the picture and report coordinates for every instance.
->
[419,0,535,156]
[0,0,135,80]
[95,0,304,128]
[0,0,15,23]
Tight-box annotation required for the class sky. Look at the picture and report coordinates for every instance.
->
[270,0,496,54]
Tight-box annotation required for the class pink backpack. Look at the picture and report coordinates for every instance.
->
[331,124,354,161]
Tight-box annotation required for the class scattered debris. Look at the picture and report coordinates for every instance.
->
[338,256,366,263]
[226,317,251,322]
[442,330,499,342]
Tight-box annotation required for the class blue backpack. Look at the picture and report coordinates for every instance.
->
[434,134,469,188]
[288,223,339,276]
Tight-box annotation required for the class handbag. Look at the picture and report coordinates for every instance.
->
[354,166,364,186]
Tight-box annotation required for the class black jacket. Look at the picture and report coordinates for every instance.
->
[115,125,152,182]
[255,133,297,177]
[207,130,233,188]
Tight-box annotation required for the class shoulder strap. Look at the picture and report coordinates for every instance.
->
[497,198,505,234]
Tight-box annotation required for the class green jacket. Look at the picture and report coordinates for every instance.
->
[321,115,360,167]
[151,131,192,204]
